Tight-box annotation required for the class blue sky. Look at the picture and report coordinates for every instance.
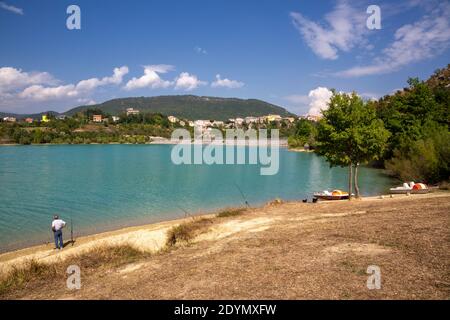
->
[0,0,449,115]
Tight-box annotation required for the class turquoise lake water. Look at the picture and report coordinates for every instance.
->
[0,145,393,251]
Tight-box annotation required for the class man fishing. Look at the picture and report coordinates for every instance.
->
[51,215,66,250]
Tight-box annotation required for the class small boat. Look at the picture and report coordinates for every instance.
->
[389,182,414,194]
[411,183,430,194]
[313,189,349,200]
[389,182,429,194]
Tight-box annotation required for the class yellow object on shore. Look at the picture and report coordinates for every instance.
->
[332,190,348,196]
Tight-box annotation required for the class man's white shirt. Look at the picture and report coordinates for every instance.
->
[52,219,66,231]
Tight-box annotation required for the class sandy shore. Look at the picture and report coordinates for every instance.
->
[1,192,447,276]
[2,191,448,299]
[0,212,218,275]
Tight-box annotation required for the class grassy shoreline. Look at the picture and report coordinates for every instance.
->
[0,190,441,259]
[1,191,448,299]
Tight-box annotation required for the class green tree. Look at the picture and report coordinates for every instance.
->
[318,92,390,198]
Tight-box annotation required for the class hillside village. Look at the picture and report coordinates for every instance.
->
[0,105,320,145]
[2,107,318,129]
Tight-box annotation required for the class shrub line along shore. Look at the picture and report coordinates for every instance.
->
[0,138,289,147]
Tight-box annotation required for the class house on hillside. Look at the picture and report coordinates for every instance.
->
[235,118,244,126]
[126,108,140,116]
[24,118,34,124]
[212,121,224,127]
[266,114,282,122]
[245,116,259,124]
[168,116,179,123]
[112,116,120,122]
[194,120,211,127]
[306,115,322,122]
[41,115,50,123]
[283,117,295,123]
[93,115,103,123]
[3,117,16,123]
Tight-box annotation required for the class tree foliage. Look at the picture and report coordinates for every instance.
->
[375,66,450,183]
[317,91,390,197]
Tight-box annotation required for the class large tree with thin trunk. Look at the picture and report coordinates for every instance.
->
[317,91,390,199]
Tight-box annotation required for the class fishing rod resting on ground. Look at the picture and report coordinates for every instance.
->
[234,182,250,208]
[70,215,74,246]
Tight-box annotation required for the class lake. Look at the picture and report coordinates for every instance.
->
[0,144,393,251]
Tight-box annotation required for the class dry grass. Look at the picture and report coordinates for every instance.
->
[166,208,248,247]
[216,207,247,218]
[2,193,449,300]
[0,260,58,297]
[0,244,148,299]
[166,218,214,247]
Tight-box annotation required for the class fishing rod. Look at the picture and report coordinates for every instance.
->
[176,205,191,218]
[70,215,74,246]
[234,182,250,208]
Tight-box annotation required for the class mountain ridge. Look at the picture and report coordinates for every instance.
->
[1,95,296,121]
[66,95,296,121]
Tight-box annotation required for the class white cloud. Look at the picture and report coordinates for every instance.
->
[284,87,333,116]
[174,72,207,91]
[194,46,207,54]
[0,67,56,94]
[124,65,174,90]
[290,0,367,60]
[0,66,128,103]
[19,84,77,101]
[307,87,333,116]
[0,1,23,15]
[337,2,450,77]
[76,66,129,91]
[211,74,244,89]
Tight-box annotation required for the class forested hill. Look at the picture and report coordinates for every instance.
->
[64,95,296,120]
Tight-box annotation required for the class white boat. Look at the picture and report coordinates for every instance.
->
[313,189,349,200]
[389,182,429,194]
[389,182,413,194]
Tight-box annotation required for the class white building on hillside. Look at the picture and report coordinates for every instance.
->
[126,108,140,116]
[245,116,259,124]
[3,117,16,122]
[168,116,179,123]
[235,118,244,126]
[212,121,224,127]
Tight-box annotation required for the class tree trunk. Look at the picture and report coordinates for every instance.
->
[354,162,360,199]
[348,163,353,201]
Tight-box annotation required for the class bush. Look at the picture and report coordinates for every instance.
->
[216,208,246,218]
[166,218,213,247]
[386,126,450,183]
[288,136,305,149]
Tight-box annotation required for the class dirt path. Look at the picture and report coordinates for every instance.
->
[3,193,450,299]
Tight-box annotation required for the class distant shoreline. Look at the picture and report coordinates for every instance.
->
[0,138,289,147]
[287,147,315,153]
